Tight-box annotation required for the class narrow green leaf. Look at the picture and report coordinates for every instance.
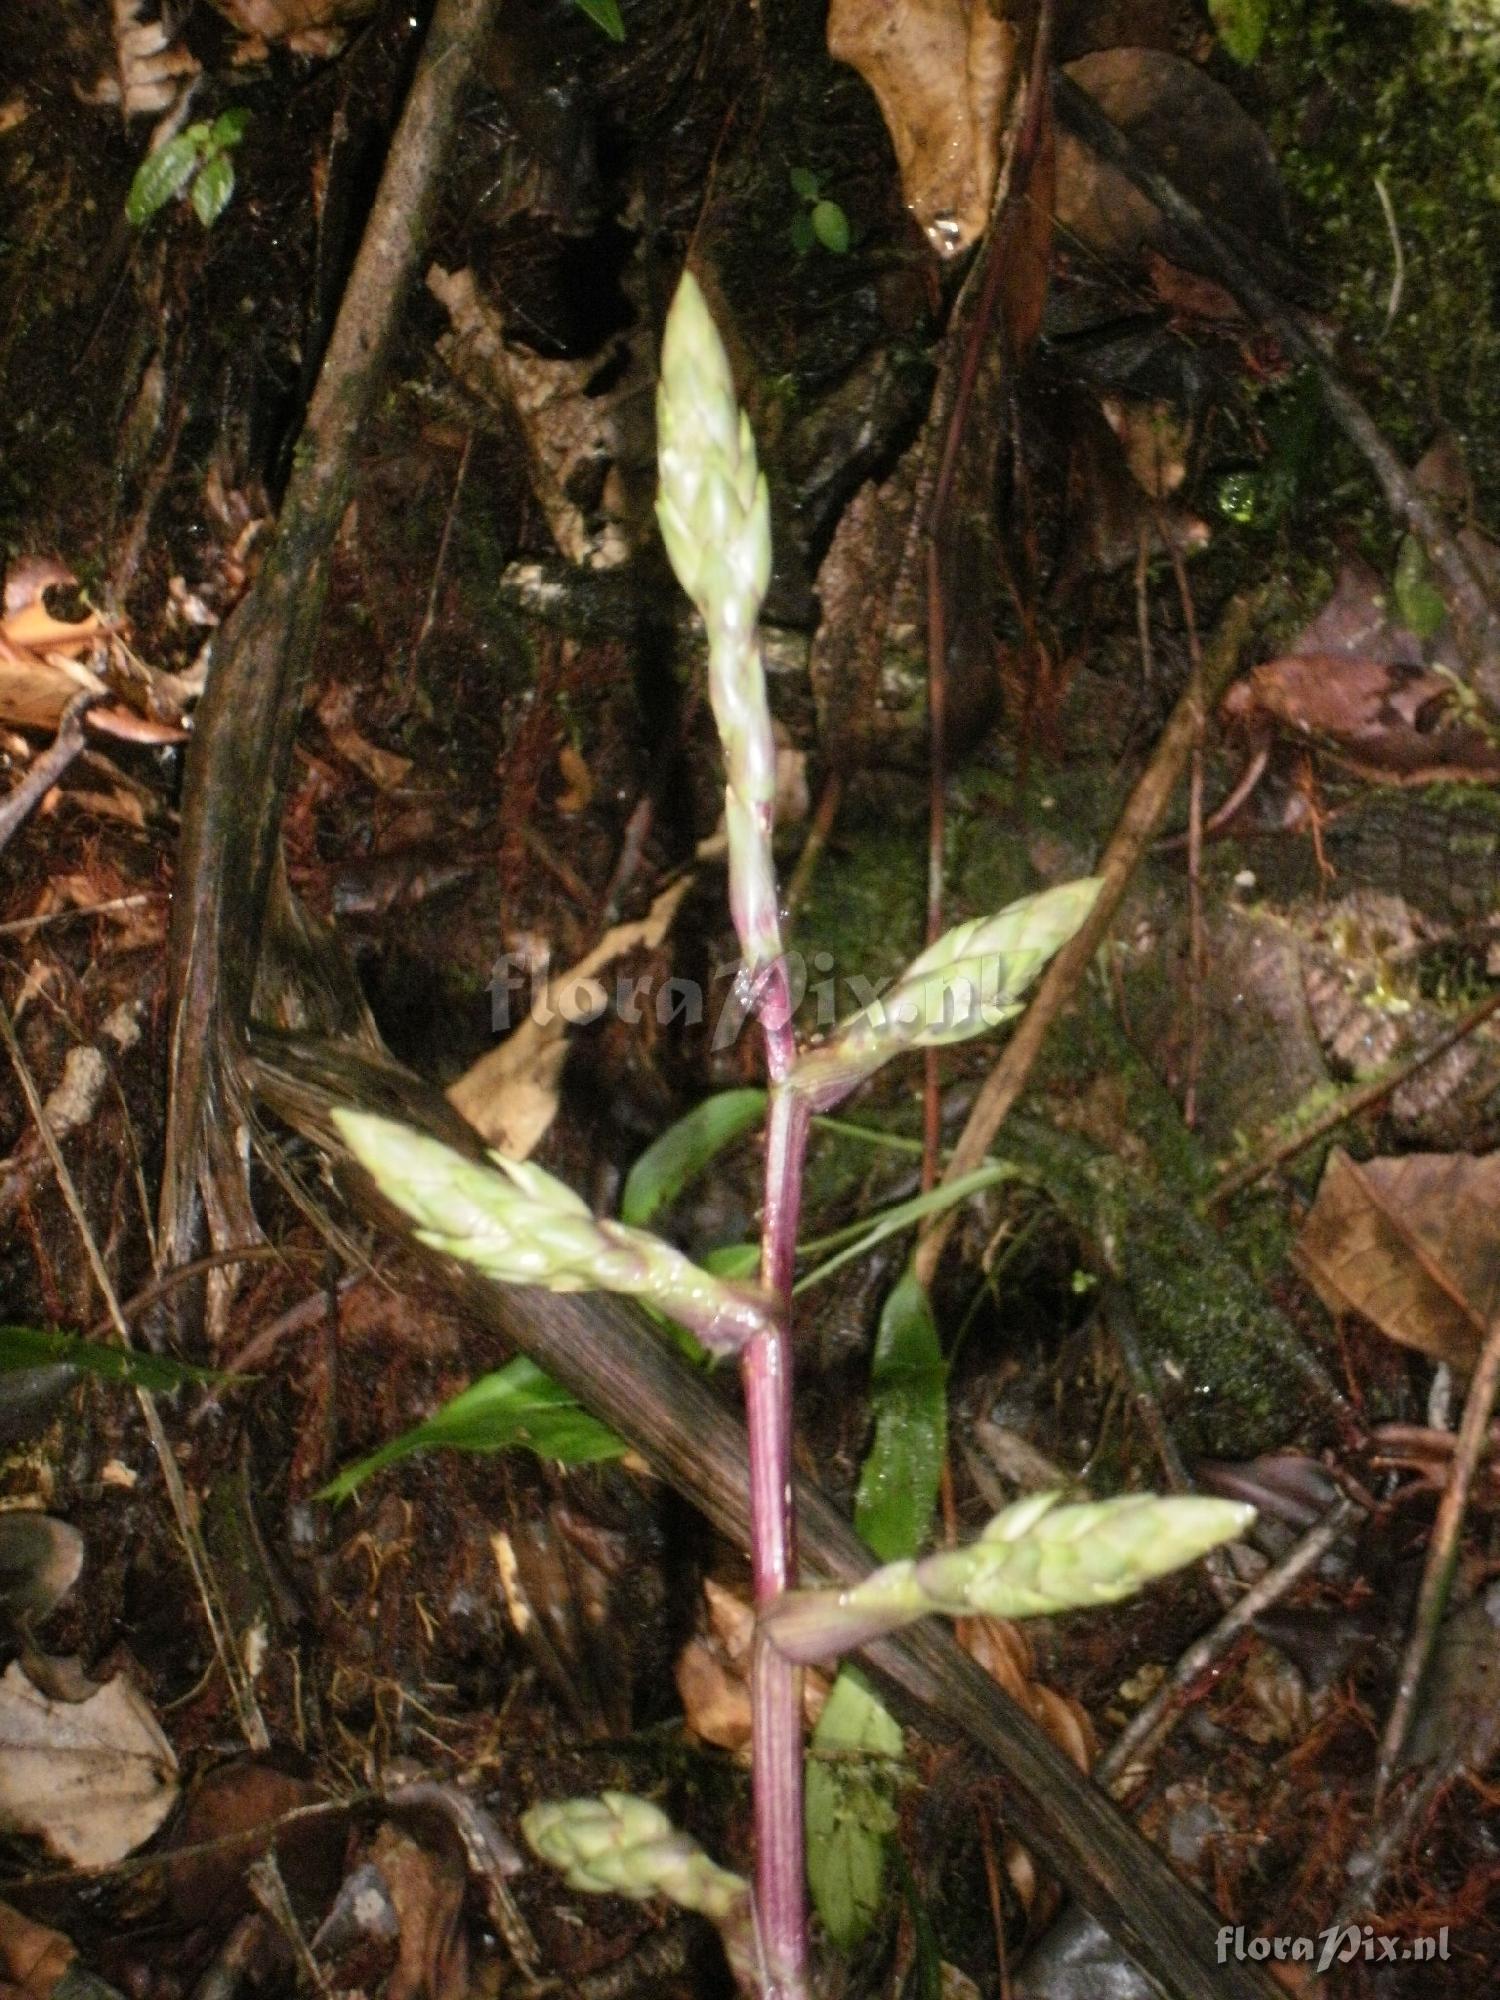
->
[1394,534,1447,640]
[571,0,625,40]
[854,1265,946,1563]
[789,166,820,202]
[810,199,850,254]
[319,1357,625,1501]
[794,1163,1016,1294]
[208,106,251,149]
[190,153,236,228]
[806,1666,903,1950]
[788,211,816,257]
[125,130,206,225]
[620,1088,767,1226]
[1207,0,1269,63]
[0,1324,226,1391]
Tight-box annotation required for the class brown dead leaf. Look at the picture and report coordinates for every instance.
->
[828,0,1018,258]
[676,1580,827,1753]
[206,0,373,51]
[1056,49,1288,270]
[316,685,413,790]
[0,1660,178,1868]
[1098,394,1192,499]
[448,874,693,1155]
[369,1822,469,2000]
[165,1759,336,1927]
[1295,1148,1500,1368]
[555,742,593,814]
[0,1902,75,2000]
[958,1616,1096,1772]
[1221,654,1500,786]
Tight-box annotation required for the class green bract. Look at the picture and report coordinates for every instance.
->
[656,272,782,978]
[762,1491,1255,1663]
[333,1111,774,1355]
[787,877,1103,1110]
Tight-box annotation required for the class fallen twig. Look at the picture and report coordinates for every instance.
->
[1212,986,1500,1206]
[914,594,1257,1288]
[1375,1311,1500,1799]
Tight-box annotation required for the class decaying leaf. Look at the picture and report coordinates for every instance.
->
[1220,654,1500,786]
[675,1579,827,1753]
[447,875,693,1156]
[1055,48,1288,269]
[0,1900,77,2000]
[206,0,375,57]
[0,1515,84,1635]
[1295,1147,1500,1368]
[0,1660,179,1867]
[81,1,201,118]
[316,684,414,791]
[426,265,652,569]
[828,0,1018,257]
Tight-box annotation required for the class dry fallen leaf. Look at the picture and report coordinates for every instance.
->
[1295,1147,1500,1368]
[828,0,1018,258]
[0,1660,178,1867]
[1221,654,1500,787]
[0,1900,76,2000]
[676,1580,827,1753]
[448,875,693,1156]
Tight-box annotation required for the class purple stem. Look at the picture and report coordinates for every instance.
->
[743,959,811,2000]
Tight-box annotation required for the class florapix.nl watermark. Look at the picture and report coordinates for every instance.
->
[487,949,1021,1051]
[1217,1924,1450,1972]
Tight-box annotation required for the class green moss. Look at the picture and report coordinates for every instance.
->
[1263,2,1500,514]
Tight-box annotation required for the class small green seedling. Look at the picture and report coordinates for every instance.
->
[788,168,850,256]
[126,108,250,229]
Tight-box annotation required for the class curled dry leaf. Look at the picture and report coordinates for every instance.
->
[0,1660,179,1868]
[447,875,693,1156]
[827,0,1018,258]
[1295,1147,1500,1370]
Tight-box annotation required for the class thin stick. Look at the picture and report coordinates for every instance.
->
[1098,1493,1361,1792]
[914,594,1257,1288]
[0,994,269,1750]
[0,691,101,854]
[1212,987,1500,1205]
[1167,537,1207,1129]
[1375,1312,1500,1799]
[781,769,842,919]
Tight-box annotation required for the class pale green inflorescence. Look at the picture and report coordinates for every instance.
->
[762,1491,1255,1663]
[522,1793,758,1990]
[787,877,1103,1111]
[656,271,781,977]
[523,1792,749,1919]
[334,1111,773,1355]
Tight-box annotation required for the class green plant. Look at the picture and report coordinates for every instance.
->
[126,109,251,229]
[332,273,1251,1999]
[788,168,850,256]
